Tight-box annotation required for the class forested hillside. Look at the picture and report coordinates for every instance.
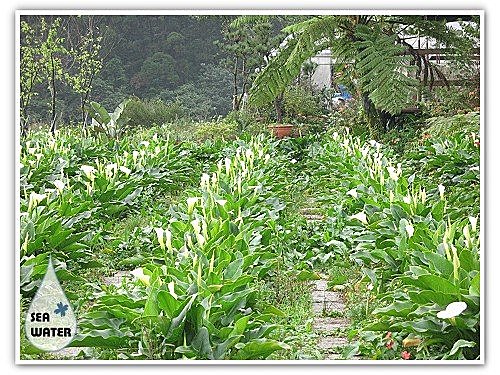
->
[21,15,262,124]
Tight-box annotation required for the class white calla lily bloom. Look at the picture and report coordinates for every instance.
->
[53,180,65,192]
[438,184,445,199]
[131,268,150,286]
[119,166,131,175]
[187,197,199,214]
[437,301,467,319]
[405,223,414,238]
[81,165,95,180]
[387,166,399,181]
[346,189,358,198]
[350,212,368,225]
[165,229,173,252]
[155,228,165,250]
[469,216,478,232]
[168,281,178,299]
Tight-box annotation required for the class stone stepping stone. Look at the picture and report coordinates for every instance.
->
[311,290,325,302]
[312,290,343,303]
[103,270,130,286]
[303,214,325,221]
[324,291,343,302]
[312,302,325,315]
[317,336,349,352]
[324,300,346,313]
[313,317,350,332]
[313,279,328,291]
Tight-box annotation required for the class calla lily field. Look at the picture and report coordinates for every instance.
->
[18,13,481,362]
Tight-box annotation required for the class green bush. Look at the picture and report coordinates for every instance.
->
[124,97,185,127]
[423,85,480,117]
[423,112,479,139]
[325,98,368,137]
[283,85,323,119]
[195,120,238,141]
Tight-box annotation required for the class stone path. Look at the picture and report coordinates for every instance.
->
[311,278,352,360]
[301,202,358,360]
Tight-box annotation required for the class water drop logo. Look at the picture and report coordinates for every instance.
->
[25,258,77,351]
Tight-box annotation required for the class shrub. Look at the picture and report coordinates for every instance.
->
[123,97,185,127]
[423,85,480,117]
[195,120,238,141]
[325,98,368,137]
[283,85,323,120]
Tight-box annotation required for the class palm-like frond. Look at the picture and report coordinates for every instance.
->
[249,17,338,107]
[354,25,418,115]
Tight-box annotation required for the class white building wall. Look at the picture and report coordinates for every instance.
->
[310,50,332,89]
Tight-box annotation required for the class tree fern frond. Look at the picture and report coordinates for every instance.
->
[249,17,338,106]
[354,24,418,115]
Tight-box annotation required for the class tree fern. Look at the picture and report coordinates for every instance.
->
[248,15,474,121]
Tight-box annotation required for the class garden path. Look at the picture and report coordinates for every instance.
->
[300,202,358,360]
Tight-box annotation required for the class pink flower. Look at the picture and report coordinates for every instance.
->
[386,340,394,350]
[385,331,392,339]
[401,351,411,360]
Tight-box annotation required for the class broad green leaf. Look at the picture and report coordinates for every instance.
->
[469,273,480,297]
[449,339,476,356]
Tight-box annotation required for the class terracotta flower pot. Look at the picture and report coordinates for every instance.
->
[268,124,298,138]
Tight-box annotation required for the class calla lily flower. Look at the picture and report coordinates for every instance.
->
[131,268,150,286]
[405,223,414,238]
[52,180,65,192]
[438,184,445,199]
[387,166,399,181]
[187,197,199,214]
[168,281,178,299]
[437,301,467,319]
[81,165,95,180]
[350,212,368,225]
[155,228,165,250]
[119,166,131,175]
[347,189,358,198]
[469,216,478,232]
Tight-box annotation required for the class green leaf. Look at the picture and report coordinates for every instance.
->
[449,339,476,356]
[296,270,321,281]
[191,326,213,359]
[373,301,416,317]
[233,339,290,360]
[469,273,480,296]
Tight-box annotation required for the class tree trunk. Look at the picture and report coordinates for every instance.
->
[274,92,284,123]
[49,53,57,135]
[232,57,239,111]
[362,92,385,139]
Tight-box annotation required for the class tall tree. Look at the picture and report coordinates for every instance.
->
[216,18,282,111]
[39,17,66,134]
[19,21,43,136]
[64,16,105,128]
